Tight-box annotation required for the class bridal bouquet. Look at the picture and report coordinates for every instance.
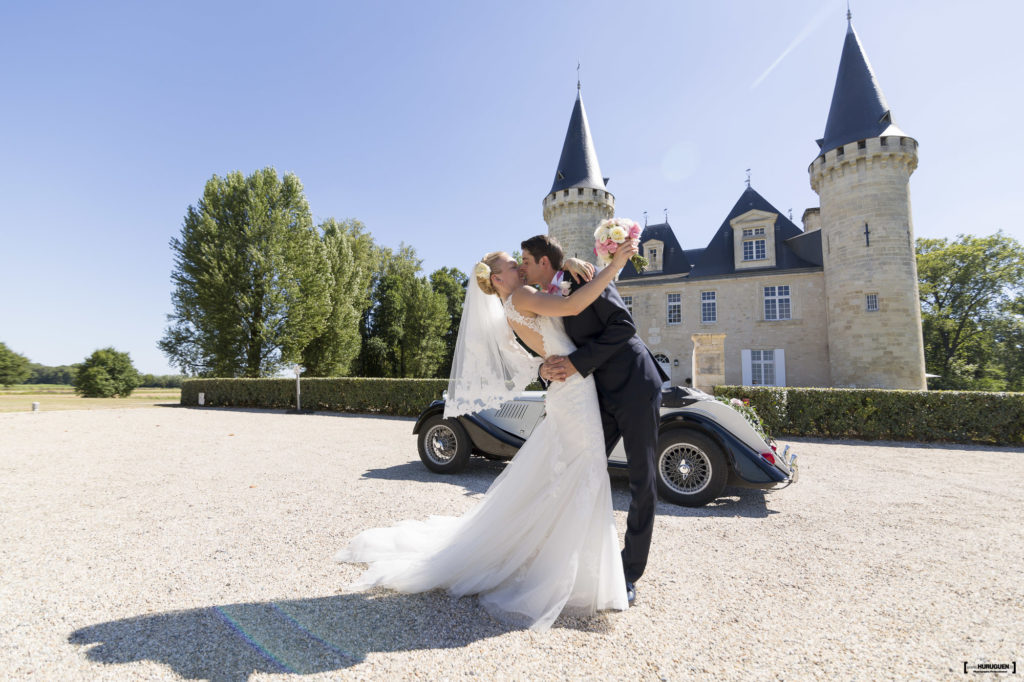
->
[594,218,648,273]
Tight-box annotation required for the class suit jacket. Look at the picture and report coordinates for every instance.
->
[563,274,669,410]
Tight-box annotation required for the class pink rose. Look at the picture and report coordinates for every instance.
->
[629,223,642,239]
[606,241,619,254]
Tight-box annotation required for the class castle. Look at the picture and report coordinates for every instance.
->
[542,15,927,391]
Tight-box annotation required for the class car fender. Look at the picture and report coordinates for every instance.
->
[658,412,784,485]
[412,401,445,435]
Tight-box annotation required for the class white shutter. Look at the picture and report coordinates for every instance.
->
[741,349,752,385]
[775,348,786,386]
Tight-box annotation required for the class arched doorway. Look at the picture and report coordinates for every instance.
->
[654,353,672,389]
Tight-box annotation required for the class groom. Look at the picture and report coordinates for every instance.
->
[520,234,668,605]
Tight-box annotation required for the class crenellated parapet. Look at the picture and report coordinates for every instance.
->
[542,186,615,262]
[809,136,918,192]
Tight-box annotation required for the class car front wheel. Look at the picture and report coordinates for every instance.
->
[418,414,471,474]
[656,429,728,507]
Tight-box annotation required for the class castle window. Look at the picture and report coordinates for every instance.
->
[857,140,866,149]
[592,189,598,197]
[742,349,786,386]
[666,293,681,325]
[880,137,888,147]
[764,285,791,320]
[866,293,879,312]
[622,295,633,317]
[644,240,663,271]
[751,350,775,385]
[837,146,845,157]
[701,291,717,323]
[563,190,569,197]
[578,188,584,195]
[742,232,766,261]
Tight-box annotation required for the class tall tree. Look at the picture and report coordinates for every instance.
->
[429,267,468,377]
[73,347,140,398]
[401,276,450,377]
[301,219,377,376]
[358,244,421,377]
[0,343,31,386]
[159,168,331,377]
[356,244,451,378]
[917,232,1024,390]
[993,295,1024,391]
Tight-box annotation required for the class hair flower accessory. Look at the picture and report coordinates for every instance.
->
[594,218,648,272]
[474,261,491,279]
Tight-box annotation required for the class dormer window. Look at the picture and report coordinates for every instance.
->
[741,227,767,261]
[643,239,664,272]
[730,209,778,270]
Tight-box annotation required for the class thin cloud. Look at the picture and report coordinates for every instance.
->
[751,4,834,89]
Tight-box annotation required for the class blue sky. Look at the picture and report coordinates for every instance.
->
[2,0,1022,374]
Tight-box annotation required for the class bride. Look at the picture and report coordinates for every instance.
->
[335,239,639,631]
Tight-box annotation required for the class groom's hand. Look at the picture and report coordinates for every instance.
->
[540,358,567,382]
[543,355,579,380]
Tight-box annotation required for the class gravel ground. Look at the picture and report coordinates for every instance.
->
[1,406,1021,681]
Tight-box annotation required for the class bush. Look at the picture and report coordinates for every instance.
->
[181,377,449,416]
[73,348,141,398]
[713,385,1024,446]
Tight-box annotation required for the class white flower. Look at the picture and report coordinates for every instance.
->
[609,224,628,242]
[594,225,610,242]
[474,262,491,279]
[559,280,571,296]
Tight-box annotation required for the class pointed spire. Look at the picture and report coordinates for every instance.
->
[816,16,906,153]
[549,90,607,194]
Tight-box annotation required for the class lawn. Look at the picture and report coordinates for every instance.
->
[0,385,181,412]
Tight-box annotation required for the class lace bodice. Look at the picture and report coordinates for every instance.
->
[503,297,541,334]
[503,298,576,358]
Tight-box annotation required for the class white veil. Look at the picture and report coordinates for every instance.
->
[444,269,541,419]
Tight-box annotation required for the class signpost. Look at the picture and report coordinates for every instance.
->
[294,365,302,412]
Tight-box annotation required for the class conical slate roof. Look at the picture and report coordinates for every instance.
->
[549,91,607,194]
[817,18,907,154]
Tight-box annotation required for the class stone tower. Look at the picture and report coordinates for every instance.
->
[543,88,614,264]
[809,15,927,389]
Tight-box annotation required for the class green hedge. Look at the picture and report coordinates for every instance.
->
[181,378,449,417]
[713,385,1024,446]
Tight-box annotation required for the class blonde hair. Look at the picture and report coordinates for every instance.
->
[475,251,506,296]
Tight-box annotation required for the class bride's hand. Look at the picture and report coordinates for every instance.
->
[611,239,639,268]
[564,257,595,283]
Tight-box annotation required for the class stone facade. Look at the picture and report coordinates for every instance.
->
[619,267,830,388]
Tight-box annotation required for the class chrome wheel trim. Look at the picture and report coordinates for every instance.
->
[659,441,712,495]
[424,423,458,464]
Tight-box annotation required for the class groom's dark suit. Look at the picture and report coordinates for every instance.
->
[563,276,668,583]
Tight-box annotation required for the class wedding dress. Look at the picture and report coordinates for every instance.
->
[334,299,628,631]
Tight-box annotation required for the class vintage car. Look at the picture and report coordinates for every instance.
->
[413,386,797,507]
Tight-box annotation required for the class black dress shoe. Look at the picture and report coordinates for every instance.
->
[625,581,636,605]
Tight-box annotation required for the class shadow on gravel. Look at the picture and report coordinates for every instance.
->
[167,405,416,423]
[69,590,612,680]
[364,460,777,518]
